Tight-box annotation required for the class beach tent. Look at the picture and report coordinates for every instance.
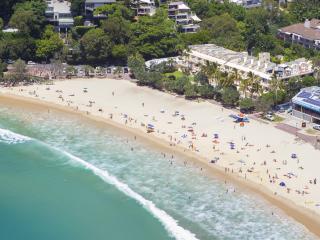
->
[229,114,250,123]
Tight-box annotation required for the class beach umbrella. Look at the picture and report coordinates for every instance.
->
[279,182,286,187]
[214,133,219,139]
[291,153,297,159]
[147,124,154,129]
[181,134,187,138]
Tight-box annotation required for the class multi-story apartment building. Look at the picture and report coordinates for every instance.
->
[278,19,320,51]
[184,44,313,90]
[131,0,156,16]
[45,0,74,32]
[168,1,201,33]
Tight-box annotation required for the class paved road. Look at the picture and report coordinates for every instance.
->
[275,123,320,149]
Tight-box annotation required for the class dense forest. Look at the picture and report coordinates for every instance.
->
[1,0,320,65]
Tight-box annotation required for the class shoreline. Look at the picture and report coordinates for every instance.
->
[1,92,320,238]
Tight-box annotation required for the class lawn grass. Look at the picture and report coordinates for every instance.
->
[165,71,185,79]
[273,114,285,122]
[305,129,319,135]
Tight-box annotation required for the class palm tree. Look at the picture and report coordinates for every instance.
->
[269,73,283,104]
[201,61,219,85]
[217,71,229,88]
[230,69,241,85]
[239,77,250,98]
[247,71,262,97]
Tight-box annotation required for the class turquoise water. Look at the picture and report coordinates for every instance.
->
[0,103,317,240]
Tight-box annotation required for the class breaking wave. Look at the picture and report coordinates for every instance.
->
[0,128,31,144]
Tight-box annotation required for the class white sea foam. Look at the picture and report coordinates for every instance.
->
[0,126,197,239]
[0,128,31,144]
[58,148,199,240]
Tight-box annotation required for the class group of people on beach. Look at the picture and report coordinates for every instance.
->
[12,83,320,213]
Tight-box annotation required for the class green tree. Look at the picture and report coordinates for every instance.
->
[130,8,180,60]
[197,84,217,99]
[301,76,317,87]
[289,0,320,22]
[201,13,244,51]
[221,86,240,106]
[74,16,84,27]
[71,0,85,16]
[111,44,128,64]
[80,28,112,64]
[128,53,145,75]
[9,0,46,37]
[0,34,36,60]
[35,26,64,62]
[194,71,209,85]
[244,8,270,50]
[184,82,198,99]
[239,98,255,113]
[0,60,7,79]
[6,59,28,85]
[101,16,132,44]
[255,93,274,113]
[94,4,134,20]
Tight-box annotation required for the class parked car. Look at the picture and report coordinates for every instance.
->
[27,61,36,65]
[313,125,320,131]
[287,107,293,114]
[265,114,275,121]
[6,59,15,64]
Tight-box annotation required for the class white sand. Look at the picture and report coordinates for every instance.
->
[1,78,320,216]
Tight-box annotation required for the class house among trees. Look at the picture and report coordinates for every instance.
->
[184,44,313,89]
[278,19,320,50]
[168,1,201,33]
[227,0,262,8]
[131,0,156,16]
[45,0,74,32]
[84,0,116,16]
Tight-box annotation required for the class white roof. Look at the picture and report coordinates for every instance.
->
[47,0,71,14]
[178,3,190,10]
[2,28,19,33]
[191,15,201,22]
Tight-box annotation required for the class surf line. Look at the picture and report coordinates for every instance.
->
[50,145,199,240]
[0,127,31,144]
[0,126,198,240]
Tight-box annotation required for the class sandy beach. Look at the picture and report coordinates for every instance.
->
[1,78,320,237]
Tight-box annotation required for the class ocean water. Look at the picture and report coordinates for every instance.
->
[0,103,317,240]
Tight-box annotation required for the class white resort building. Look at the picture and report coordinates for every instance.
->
[45,0,74,32]
[184,44,314,88]
[168,1,201,33]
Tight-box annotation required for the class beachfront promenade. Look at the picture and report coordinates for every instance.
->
[1,78,320,228]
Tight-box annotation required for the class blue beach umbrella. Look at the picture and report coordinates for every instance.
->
[279,182,286,187]
[291,153,297,159]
